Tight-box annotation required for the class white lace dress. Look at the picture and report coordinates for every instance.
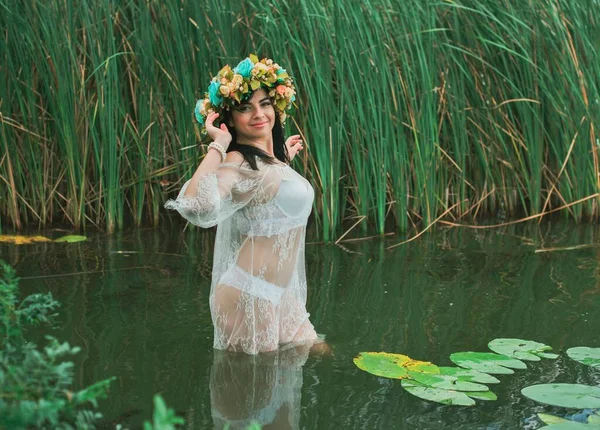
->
[165,158,319,355]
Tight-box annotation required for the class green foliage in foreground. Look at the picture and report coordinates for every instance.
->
[0,261,114,428]
[142,395,185,430]
[0,261,185,429]
[1,0,599,240]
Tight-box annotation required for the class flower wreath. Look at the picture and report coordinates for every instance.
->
[194,54,296,134]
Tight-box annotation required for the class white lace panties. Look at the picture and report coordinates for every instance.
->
[218,265,286,305]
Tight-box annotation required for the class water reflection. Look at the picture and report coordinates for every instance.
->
[210,344,312,430]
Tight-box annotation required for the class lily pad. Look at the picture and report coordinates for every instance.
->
[437,366,501,384]
[401,379,497,406]
[401,379,475,406]
[538,352,561,359]
[489,338,558,361]
[567,347,600,368]
[353,352,438,380]
[588,412,600,425]
[538,411,600,428]
[538,413,571,425]
[539,423,598,429]
[0,235,52,245]
[450,352,527,374]
[54,235,87,243]
[406,371,489,392]
[466,390,497,401]
[522,384,600,409]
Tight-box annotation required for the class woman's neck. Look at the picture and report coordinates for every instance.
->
[238,137,274,157]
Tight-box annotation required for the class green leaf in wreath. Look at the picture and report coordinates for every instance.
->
[449,352,527,374]
[353,352,438,380]
[522,384,600,409]
[566,347,600,368]
[488,338,557,361]
[54,235,87,243]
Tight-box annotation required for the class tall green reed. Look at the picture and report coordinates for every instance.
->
[1,0,598,240]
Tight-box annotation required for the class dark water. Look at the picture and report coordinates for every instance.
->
[1,221,600,429]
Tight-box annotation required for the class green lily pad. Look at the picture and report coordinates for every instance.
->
[465,390,497,401]
[353,352,438,380]
[54,235,87,243]
[539,423,598,429]
[566,347,600,368]
[450,352,527,374]
[407,371,489,392]
[401,379,497,405]
[488,338,557,361]
[401,379,475,406]
[437,366,501,384]
[588,412,600,425]
[538,413,571,425]
[522,384,600,409]
[538,352,561,359]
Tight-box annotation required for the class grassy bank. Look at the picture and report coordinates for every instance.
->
[1,0,598,241]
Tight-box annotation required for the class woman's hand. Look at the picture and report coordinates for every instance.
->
[205,112,232,148]
[285,135,304,161]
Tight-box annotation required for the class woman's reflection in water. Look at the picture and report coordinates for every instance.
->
[210,342,313,429]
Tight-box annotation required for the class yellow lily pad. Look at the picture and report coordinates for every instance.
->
[0,235,52,245]
[354,352,439,380]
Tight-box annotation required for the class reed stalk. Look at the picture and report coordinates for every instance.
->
[1,0,598,240]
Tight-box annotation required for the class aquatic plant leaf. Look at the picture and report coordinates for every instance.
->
[0,235,52,245]
[538,353,560,359]
[566,347,600,368]
[464,390,497,401]
[407,371,489,392]
[401,380,475,406]
[488,338,557,361]
[54,235,87,243]
[538,413,571,424]
[437,367,501,384]
[522,384,600,409]
[353,352,438,380]
[450,352,526,374]
[588,412,600,425]
[539,422,600,430]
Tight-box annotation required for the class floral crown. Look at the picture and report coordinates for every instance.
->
[194,54,296,134]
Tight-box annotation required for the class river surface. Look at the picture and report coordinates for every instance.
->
[2,220,599,429]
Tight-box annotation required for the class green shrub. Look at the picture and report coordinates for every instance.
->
[0,260,115,428]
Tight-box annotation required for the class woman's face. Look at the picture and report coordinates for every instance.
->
[230,88,275,141]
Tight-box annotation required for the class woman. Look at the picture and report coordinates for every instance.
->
[165,55,322,355]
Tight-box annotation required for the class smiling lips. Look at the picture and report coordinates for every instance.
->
[251,121,269,127]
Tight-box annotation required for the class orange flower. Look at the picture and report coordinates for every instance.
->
[276,85,287,95]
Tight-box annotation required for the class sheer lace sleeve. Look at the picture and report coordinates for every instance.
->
[164,162,264,228]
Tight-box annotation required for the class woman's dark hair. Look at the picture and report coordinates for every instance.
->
[221,100,290,171]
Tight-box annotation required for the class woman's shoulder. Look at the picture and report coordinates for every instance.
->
[224,150,246,165]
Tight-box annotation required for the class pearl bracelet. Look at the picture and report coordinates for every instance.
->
[208,142,227,162]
